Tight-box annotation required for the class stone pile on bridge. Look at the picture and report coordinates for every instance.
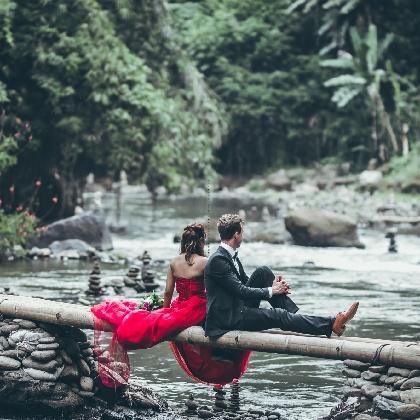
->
[327,359,420,419]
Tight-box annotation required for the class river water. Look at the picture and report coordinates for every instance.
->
[1,188,420,419]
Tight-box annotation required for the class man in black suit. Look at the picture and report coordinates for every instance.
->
[204,214,358,339]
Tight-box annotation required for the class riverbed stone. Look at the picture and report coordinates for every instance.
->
[385,375,403,385]
[80,376,94,392]
[400,389,420,406]
[395,404,420,419]
[343,360,370,371]
[394,377,409,389]
[343,386,362,397]
[0,355,21,370]
[343,368,361,378]
[354,378,372,388]
[373,395,403,418]
[36,342,60,351]
[362,384,386,399]
[22,357,60,373]
[388,367,411,377]
[0,324,20,334]
[401,377,420,391]
[1,349,27,359]
[31,350,57,362]
[381,390,401,401]
[369,365,387,374]
[361,371,381,382]
[354,415,381,420]
[409,370,420,379]
[24,367,60,381]
[15,320,37,329]
[39,336,57,344]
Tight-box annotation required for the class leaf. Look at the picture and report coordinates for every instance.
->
[285,0,307,14]
[320,57,354,69]
[331,86,362,107]
[349,27,362,54]
[366,24,378,74]
[340,0,362,14]
[324,74,366,87]
[378,33,394,59]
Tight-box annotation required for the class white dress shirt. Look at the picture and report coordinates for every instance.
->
[219,242,272,298]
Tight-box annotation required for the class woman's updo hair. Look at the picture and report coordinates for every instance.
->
[180,223,206,265]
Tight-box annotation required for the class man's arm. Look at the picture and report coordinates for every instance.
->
[208,257,270,300]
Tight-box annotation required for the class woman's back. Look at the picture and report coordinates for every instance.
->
[170,253,207,280]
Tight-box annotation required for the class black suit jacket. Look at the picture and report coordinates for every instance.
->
[204,246,270,337]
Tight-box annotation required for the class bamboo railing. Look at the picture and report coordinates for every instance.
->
[1,294,419,369]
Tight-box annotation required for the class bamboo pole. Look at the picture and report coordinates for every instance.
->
[1,294,420,369]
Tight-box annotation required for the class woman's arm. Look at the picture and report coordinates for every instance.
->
[163,264,175,308]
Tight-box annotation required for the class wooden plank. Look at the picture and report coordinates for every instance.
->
[1,294,419,369]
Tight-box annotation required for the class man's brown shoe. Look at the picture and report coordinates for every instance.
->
[332,302,359,336]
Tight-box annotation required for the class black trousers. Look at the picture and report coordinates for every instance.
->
[239,266,334,337]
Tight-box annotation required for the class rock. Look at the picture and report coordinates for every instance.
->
[1,349,27,359]
[0,336,9,349]
[396,404,420,419]
[388,367,411,377]
[49,239,96,257]
[80,376,94,392]
[24,367,61,381]
[381,390,401,401]
[343,386,362,397]
[359,170,383,190]
[409,370,420,379]
[361,384,386,399]
[9,329,50,344]
[284,209,365,248]
[401,377,420,391]
[357,396,373,412]
[39,336,56,344]
[31,350,57,362]
[373,395,403,419]
[353,378,372,388]
[354,415,381,420]
[0,356,21,370]
[77,390,95,398]
[0,324,20,334]
[266,170,292,191]
[37,342,60,351]
[343,368,361,378]
[361,371,381,381]
[394,377,408,389]
[22,357,60,373]
[378,374,388,384]
[385,375,403,385]
[15,320,37,329]
[369,365,387,374]
[29,211,113,251]
[401,389,420,406]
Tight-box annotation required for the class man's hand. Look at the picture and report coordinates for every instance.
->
[271,276,290,295]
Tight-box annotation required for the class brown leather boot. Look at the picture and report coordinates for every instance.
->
[332,302,359,336]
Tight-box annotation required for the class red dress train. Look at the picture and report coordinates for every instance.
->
[91,277,251,387]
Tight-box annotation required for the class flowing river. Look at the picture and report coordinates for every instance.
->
[1,189,420,419]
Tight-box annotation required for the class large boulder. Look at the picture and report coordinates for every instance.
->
[265,170,293,191]
[359,170,383,191]
[284,209,365,248]
[30,211,113,251]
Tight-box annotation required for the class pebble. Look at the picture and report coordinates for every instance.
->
[78,390,95,398]
[369,365,387,374]
[0,355,21,370]
[0,349,26,359]
[343,359,370,371]
[22,357,60,373]
[385,375,403,385]
[378,374,388,384]
[342,368,361,378]
[343,386,362,397]
[31,350,57,362]
[36,342,60,351]
[80,376,94,392]
[361,384,386,399]
[381,390,401,401]
[394,377,408,389]
[400,377,420,391]
[388,367,411,377]
[0,324,20,334]
[361,371,381,381]
[14,320,37,329]
[400,389,420,406]
[39,337,56,344]
[78,359,90,376]
[0,336,9,349]
[395,403,420,419]
[24,367,62,381]
[409,369,420,379]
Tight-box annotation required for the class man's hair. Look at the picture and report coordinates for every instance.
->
[217,213,244,240]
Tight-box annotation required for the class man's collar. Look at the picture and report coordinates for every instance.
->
[220,242,237,258]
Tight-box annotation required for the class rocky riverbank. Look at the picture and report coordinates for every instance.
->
[0,315,166,418]
[325,359,420,420]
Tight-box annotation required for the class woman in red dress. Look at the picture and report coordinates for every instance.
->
[91,224,251,388]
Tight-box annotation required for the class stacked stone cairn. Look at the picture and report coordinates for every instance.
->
[326,359,420,419]
[0,315,165,415]
[229,380,241,412]
[214,385,228,412]
[86,260,103,296]
[141,251,159,292]
[123,265,146,292]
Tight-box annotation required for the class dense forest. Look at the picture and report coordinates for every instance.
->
[0,0,419,221]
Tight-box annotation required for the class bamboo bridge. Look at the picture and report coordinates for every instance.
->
[1,293,419,370]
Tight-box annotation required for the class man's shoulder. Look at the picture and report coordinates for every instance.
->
[205,250,230,271]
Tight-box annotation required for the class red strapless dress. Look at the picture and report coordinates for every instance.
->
[91,277,251,388]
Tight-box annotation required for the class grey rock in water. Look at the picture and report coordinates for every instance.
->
[0,355,21,370]
[36,342,60,351]
[381,390,401,401]
[284,209,365,248]
[29,211,113,251]
[39,336,56,344]
[0,337,9,349]
[408,369,420,379]
[343,386,362,397]
[24,367,61,381]
[343,360,370,371]
[400,389,420,406]
[1,349,27,359]
[354,415,381,420]
[400,377,420,391]
[80,376,94,392]
[385,375,403,385]
[31,350,57,362]
[361,384,386,399]
[388,367,411,377]
[373,395,403,419]
[394,377,408,389]
[395,403,420,419]
[49,239,96,256]
[368,365,387,374]
[343,368,361,378]
[361,371,381,382]
[378,374,388,384]
[15,320,37,329]
[0,324,20,334]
